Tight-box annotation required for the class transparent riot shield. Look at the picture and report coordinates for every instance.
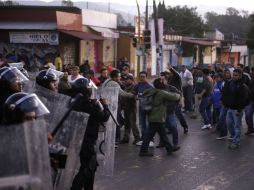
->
[0,120,52,190]
[34,85,71,132]
[23,79,37,93]
[54,111,89,190]
[94,87,119,176]
[34,85,89,190]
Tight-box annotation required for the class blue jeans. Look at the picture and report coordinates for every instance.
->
[217,106,228,136]
[244,101,254,131]
[199,96,212,125]
[226,109,243,145]
[165,113,178,146]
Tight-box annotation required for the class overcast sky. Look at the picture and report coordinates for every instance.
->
[54,0,251,9]
[40,0,254,13]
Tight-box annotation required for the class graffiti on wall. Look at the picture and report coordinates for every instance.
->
[0,43,57,71]
[63,44,75,67]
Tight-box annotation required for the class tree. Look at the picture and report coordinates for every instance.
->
[117,13,129,26]
[158,5,207,37]
[0,0,20,6]
[156,5,207,56]
[61,0,73,7]
[226,7,239,16]
[246,14,254,49]
[205,8,251,40]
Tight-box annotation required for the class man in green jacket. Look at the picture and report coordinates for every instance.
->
[139,78,181,156]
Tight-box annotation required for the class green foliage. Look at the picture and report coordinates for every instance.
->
[117,13,129,26]
[0,0,20,6]
[157,5,207,37]
[247,14,254,49]
[156,4,207,56]
[205,7,251,40]
[61,0,74,7]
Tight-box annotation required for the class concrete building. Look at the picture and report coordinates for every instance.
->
[81,9,119,72]
[0,6,103,70]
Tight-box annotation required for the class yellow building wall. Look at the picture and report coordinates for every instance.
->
[80,40,95,67]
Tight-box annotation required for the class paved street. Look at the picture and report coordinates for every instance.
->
[95,115,254,190]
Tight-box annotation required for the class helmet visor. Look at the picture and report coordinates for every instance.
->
[47,68,64,79]
[0,67,29,83]
[13,93,50,117]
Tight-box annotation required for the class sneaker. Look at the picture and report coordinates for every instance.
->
[135,140,143,146]
[216,135,227,140]
[184,128,188,134]
[245,130,254,136]
[201,125,209,130]
[227,136,233,140]
[201,124,211,130]
[156,143,165,148]
[139,151,154,157]
[228,143,239,150]
[149,141,155,147]
[172,145,180,152]
[190,114,197,119]
[132,139,140,145]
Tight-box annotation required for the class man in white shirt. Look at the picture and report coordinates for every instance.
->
[180,64,194,112]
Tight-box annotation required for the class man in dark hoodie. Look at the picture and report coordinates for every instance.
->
[221,69,250,149]
[139,78,180,156]
[167,65,189,134]
[156,72,181,149]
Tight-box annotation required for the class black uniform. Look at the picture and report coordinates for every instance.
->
[70,97,110,190]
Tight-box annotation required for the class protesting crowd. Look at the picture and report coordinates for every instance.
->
[1,53,254,190]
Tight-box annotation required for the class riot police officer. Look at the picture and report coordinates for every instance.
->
[69,78,110,190]
[2,92,50,125]
[36,68,59,92]
[0,66,29,123]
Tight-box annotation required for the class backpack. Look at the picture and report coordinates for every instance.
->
[139,93,156,113]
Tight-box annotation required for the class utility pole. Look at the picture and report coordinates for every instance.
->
[228,33,234,65]
[143,0,148,71]
[135,0,141,74]
[153,0,160,76]
[211,46,213,65]
[108,2,110,13]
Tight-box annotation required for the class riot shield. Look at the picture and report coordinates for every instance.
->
[54,111,89,190]
[0,120,52,190]
[34,85,71,132]
[34,85,89,190]
[94,87,119,176]
[22,79,37,93]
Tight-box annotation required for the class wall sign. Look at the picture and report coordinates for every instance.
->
[9,32,59,45]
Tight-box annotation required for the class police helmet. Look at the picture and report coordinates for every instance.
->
[71,78,92,98]
[36,68,58,89]
[0,66,29,92]
[3,92,50,124]
[0,66,28,84]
